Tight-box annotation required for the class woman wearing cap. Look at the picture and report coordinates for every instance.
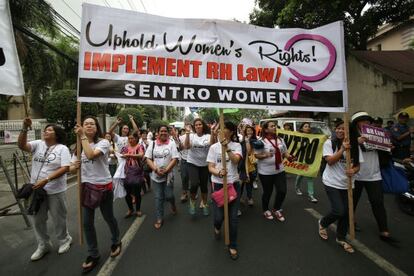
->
[318,119,361,253]
[295,122,318,203]
[254,121,295,222]
[350,111,397,243]
[207,121,242,260]
[18,118,72,261]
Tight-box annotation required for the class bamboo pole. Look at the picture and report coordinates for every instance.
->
[343,113,355,240]
[219,109,230,246]
[76,102,83,245]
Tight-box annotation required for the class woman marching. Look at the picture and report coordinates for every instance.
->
[108,115,139,153]
[123,131,145,218]
[18,118,72,261]
[104,132,117,177]
[72,116,121,273]
[207,121,242,260]
[238,124,258,210]
[318,119,361,253]
[294,122,318,203]
[350,112,397,243]
[145,125,180,229]
[254,121,295,221]
[184,119,216,216]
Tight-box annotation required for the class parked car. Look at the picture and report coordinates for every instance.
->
[259,117,332,136]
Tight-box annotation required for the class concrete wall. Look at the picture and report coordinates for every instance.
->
[367,24,414,51]
[330,55,402,121]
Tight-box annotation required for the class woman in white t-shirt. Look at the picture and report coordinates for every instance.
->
[145,125,180,229]
[350,112,396,243]
[254,121,295,222]
[18,118,72,262]
[108,115,139,153]
[207,121,242,260]
[72,116,121,273]
[319,119,361,253]
[184,119,216,216]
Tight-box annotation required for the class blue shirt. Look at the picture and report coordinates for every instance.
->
[391,123,410,147]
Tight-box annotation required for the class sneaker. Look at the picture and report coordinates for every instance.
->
[273,209,285,222]
[295,188,303,196]
[58,235,72,254]
[237,210,242,216]
[189,199,196,215]
[263,210,274,220]
[309,195,318,203]
[202,205,210,216]
[180,192,188,203]
[30,244,51,261]
[253,181,258,189]
[247,198,254,206]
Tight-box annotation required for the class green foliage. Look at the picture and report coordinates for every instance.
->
[198,108,268,125]
[43,89,98,131]
[117,108,144,128]
[148,119,170,131]
[250,0,414,50]
[198,108,219,123]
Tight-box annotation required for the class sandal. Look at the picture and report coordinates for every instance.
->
[228,248,239,260]
[263,210,274,220]
[82,255,100,274]
[336,239,354,253]
[318,219,328,240]
[110,242,122,258]
[136,211,142,217]
[154,220,163,229]
[124,210,134,219]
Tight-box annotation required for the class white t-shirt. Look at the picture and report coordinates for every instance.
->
[187,133,211,167]
[355,150,382,181]
[255,137,287,175]
[72,139,112,185]
[29,140,71,195]
[145,140,179,183]
[179,135,188,160]
[207,141,242,184]
[114,134,128,153]
[322,139,364,189]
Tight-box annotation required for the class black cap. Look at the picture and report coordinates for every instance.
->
[398,112,409,118]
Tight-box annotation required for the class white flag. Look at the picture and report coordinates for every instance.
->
[0,0,25,96]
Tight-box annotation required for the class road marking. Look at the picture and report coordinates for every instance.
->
[97,215,146,276]
[305,208,407,276]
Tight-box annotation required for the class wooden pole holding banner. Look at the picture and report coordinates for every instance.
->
[343,113,355,240]
[219,109,230,246]
[76,102,84,245]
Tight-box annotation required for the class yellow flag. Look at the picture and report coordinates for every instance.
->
[278,129,328,178]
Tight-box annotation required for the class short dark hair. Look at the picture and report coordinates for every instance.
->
[44,124,66,144]
[140,129,148,135]
[157,125,169,132]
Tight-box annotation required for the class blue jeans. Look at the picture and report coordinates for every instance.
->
[153,180,175,221]
[83,190,120,258]
[180,159,190,191]
[320,185,349,240]
[212,182,241,249]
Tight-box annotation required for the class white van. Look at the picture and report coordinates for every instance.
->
[259,117,331,136]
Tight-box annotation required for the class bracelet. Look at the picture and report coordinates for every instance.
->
[226,149,231,153]
[81,136,88,141]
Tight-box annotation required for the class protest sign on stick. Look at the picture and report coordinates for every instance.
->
[343,113,355,240]
[76,102,83,245]
[360,125,392,152]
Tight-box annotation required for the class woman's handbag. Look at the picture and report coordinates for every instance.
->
[82,183,107,209]
[211,183,238,207]
[381,162,409,194]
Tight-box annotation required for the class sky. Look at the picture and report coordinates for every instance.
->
[48,0,256,34]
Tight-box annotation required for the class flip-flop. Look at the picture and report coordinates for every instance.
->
[154,220,163,229]
[336,239,354,253]
[228,248,239,260]
[82,256,100,274]
[318,220,328,240]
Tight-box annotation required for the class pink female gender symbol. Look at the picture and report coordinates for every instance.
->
[284,34,337,101]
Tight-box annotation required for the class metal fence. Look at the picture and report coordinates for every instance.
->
[0,119,49,145]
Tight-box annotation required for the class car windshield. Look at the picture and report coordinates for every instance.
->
[296,121,331,136]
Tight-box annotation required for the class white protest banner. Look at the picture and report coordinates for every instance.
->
[0,0,25,96]
[78,4,348,112]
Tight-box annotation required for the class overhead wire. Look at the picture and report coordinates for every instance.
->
[60,0,81,19]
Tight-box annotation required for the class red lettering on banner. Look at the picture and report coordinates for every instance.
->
[83,51,92,70]
[283,160,309,171]
[206,62,232,80]
[237,64,281,82]
[92,52,111,72]
[112,54,125,72]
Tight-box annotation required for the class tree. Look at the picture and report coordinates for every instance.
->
[117,108,144,129]
[250,0,414,50]
[198,108,219,123]
[148,119,170,131]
